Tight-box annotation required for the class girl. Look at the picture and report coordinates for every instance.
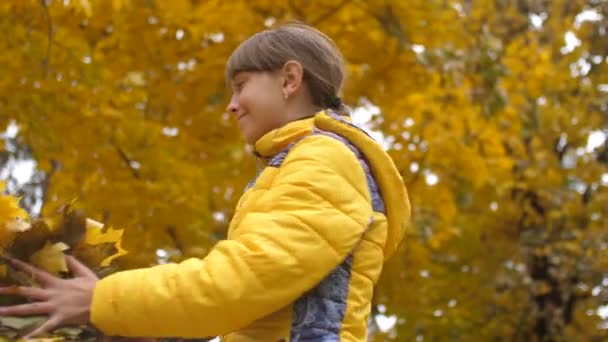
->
[0,23,410,341]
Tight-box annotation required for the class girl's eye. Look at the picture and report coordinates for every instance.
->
[235,81,245,91]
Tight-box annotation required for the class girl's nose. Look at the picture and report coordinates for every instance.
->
[226,96,239,114]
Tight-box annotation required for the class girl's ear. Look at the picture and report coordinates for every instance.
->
[280,60,304,99]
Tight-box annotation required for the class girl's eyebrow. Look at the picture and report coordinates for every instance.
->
[231,72,249,87]
[230,73,243,84]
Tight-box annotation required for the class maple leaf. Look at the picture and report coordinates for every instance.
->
[29,241,70,275]
[9,219,52,261]
[73,219,127,268]
[0,182,30,250]
[0,182,28,225]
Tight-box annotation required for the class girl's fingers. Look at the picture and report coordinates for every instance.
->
[0,301,52,316]
[0,285,49,300]
[65,255,97,278]
[23,315,61,339]
[4,256,57,285]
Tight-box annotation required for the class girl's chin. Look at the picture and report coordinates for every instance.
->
[239,123,269,145]
[240,130,259,145]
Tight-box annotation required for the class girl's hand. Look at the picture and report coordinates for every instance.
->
[0,255,98,338]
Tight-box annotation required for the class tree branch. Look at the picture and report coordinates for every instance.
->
[112,142,141,179]
[39,0,54,79]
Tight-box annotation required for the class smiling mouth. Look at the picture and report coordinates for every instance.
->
[237,113,248,120]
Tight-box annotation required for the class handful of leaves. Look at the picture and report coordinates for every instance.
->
[0,181,128,340]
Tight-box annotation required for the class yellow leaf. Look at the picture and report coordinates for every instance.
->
[100,241,128,267]
[29,241,70,275]
[84,218,123,244]
[0,182,30,249]
[4,218,31,233]
[1,316,46,330]
[82,218,128,266]
[0,181,28,222]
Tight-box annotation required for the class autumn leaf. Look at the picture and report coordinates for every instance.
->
[52,204,86,247]
[4,219,31,234]
[8,204,83,261]
[0,182,30,250]
[73,218,127,267]
[10,220,53,261]
[0,182,28,226]
[29,241,70,275]
[0,316,46,330]
[1,218,32,249]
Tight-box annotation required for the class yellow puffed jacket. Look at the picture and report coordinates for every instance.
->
[90,110,410,341]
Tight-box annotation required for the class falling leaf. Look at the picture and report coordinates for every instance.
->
[29,241,70,275]
[83,219,124,244]
[74,219,127,267]
[0,183,30,250]
[0,181,28,225]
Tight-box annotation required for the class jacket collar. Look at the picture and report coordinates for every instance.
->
[253,116,316,159]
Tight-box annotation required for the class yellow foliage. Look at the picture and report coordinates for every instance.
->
[0,0,606,340]
[29,241,70,275]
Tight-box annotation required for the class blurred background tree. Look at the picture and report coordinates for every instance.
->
[0,0,606,340]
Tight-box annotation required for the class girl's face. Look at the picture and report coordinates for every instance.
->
[227,71,287,145]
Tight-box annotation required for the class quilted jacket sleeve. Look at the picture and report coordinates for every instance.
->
[90,135,373,338]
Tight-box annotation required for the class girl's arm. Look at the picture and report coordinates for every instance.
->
[91,136,373,338]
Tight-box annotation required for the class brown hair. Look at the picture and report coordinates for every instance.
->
[225,23,347,113]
